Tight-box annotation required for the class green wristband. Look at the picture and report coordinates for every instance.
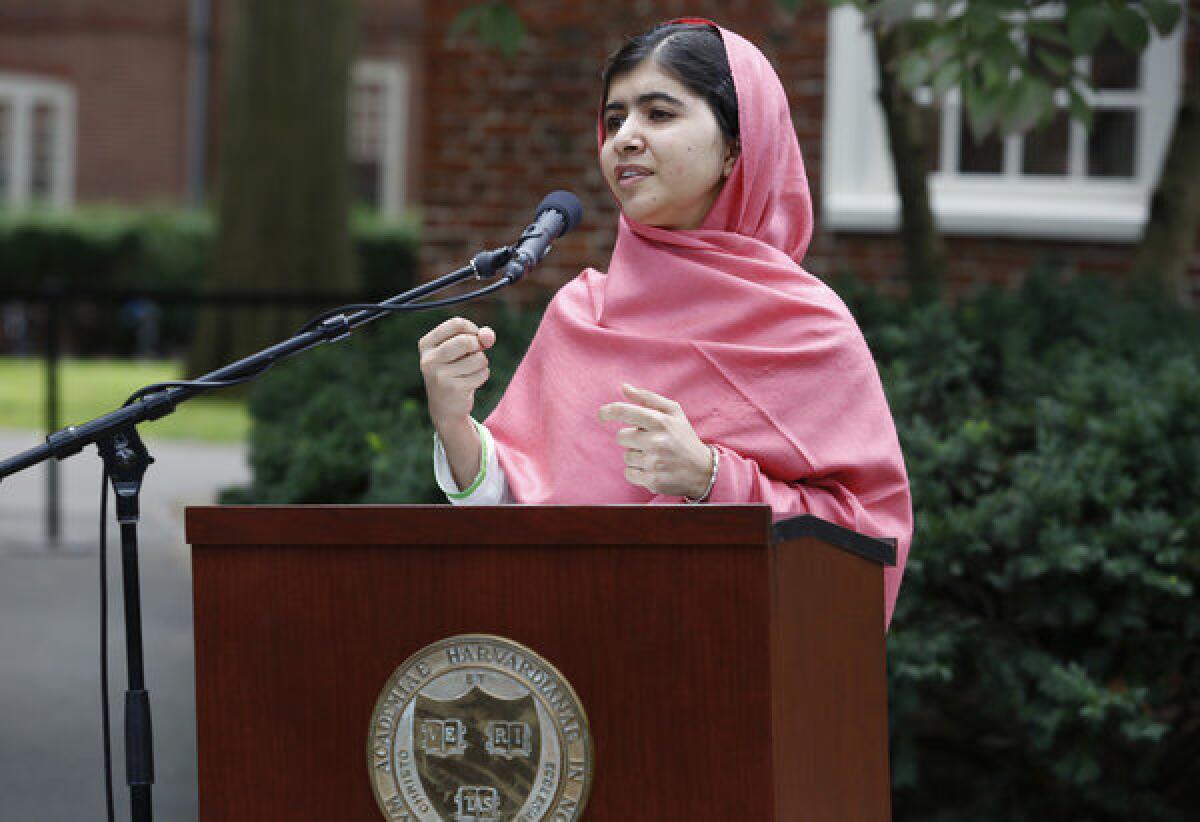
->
[445,418,488,500]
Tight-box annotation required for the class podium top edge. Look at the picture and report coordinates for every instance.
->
[185,504,775,547]
[771,514,897,567]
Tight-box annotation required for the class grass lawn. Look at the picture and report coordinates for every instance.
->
[0,357,249,443]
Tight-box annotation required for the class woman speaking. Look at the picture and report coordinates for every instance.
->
[417,19,912,626]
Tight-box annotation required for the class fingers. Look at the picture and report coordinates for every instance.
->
[598,402,662,430]
[419,319,496,359]
[419,323,495,377]
[615,426,652,450]
[418,317,495,424]
[453,366,491,389]
[433,334,484,365]
[418,316,479,351]
[621,383,680,414]
[441,351,489,378]
[602,384,700,496]
[623,448,654,470]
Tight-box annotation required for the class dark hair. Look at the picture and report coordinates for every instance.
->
[602,22,739,142]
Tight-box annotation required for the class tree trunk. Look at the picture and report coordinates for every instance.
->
[872,24,947,302]
[188,0,358,376]
[1130,45,1199,309]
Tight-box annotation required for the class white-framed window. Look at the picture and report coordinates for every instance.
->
[350,60,408,217]
[0,73,76,209]
[821,6,1185,241]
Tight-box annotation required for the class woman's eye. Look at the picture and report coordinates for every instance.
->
[604,116,624,132]
[649,109,674,121]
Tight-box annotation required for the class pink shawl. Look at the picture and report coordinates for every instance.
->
[484,23,912,625]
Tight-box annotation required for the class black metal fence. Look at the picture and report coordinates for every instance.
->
[1,286,377,544]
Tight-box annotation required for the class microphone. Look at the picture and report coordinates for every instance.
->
[501,191,584,283]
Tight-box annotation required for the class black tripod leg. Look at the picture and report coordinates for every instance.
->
[98,429,155,822]
[121,521,154,821]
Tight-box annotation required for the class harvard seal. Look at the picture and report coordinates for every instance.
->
[367,635,594,821]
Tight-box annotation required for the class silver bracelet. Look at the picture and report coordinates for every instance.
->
[684,445,719,504]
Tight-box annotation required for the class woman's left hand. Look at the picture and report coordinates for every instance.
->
[598,384,713,499]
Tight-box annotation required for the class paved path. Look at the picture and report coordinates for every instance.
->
[0,428,249,822]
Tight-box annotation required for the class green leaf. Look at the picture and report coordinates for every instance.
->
[982,31,1021,74]
[977,52,1007,87]
[1143,0,1183,36]
[1066,3,1108,54]
[448,4,487,37]
[964,80,1005,141]
[447,2,525,59]
[1035,47,1074,78]
[1110,6,1151,53]
[1000,75,1054,135]
[926,32,958,63]
[964,5,1000,38]
[931,61,960,97]
[898,53,933,89]
[488,3,526,58]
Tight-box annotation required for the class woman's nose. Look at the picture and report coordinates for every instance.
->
[612,119,645,153]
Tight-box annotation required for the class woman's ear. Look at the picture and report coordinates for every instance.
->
[722,138,741,178]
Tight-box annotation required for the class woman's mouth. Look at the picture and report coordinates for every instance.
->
[615,165,653,188]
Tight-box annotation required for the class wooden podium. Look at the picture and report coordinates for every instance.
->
[186,505,895,820]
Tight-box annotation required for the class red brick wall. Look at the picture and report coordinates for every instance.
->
[0,0,192,203]
[420,0,1200,302]
[0,0,424,208]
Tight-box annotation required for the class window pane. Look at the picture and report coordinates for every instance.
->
[352,159,381,207]
[0,102,10,203]
[351,81,383,158]
[958,109,1003,173]
[1091,34,1139,90]
[350,78,385,210]
[1087,109,1137,177]
[31,102,55,200]
[1022,110,1069,175]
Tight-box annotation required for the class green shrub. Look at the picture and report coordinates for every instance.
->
[838,273,1199,821]
[0,207,420,354]
[0,207,211,293]
[352,208,421,298]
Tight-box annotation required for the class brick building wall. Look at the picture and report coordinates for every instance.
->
[420,0,1200,301]
[0,0,424,207]
[0,0,193,203]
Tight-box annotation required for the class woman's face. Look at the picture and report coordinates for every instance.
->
[601,60,737,230]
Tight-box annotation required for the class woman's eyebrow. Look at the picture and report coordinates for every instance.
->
[603,91,686,112]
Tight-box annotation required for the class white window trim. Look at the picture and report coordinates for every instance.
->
[352,60,408,217]
[0,73,76,209]
[821,7,1185,242]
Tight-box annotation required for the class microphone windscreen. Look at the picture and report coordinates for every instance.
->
[538,191,584,234]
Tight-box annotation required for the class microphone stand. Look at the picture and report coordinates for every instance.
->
[0,247,517,822]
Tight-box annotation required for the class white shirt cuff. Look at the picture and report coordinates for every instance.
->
[432,420,512,504]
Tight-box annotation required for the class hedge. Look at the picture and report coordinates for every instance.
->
[0,206,419,294]
[233,270,1199,819]
[0,207,420,354]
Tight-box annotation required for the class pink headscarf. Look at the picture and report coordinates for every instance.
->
[484,22,912,625]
